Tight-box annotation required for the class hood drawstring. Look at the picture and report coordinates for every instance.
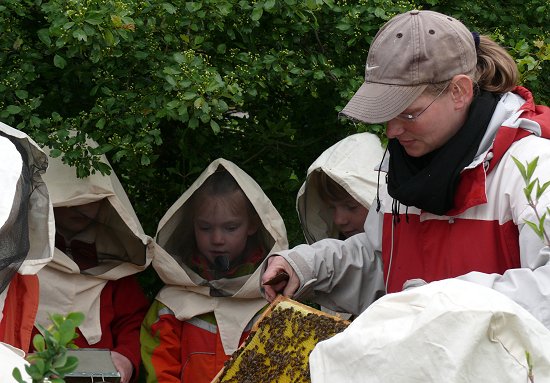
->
[375,146,389,213]
[391,199,401,225]
[377,145,410,225]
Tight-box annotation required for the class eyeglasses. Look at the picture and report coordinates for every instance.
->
[394,83,450,122]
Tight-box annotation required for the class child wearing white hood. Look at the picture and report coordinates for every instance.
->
[296,132,385,243]
[296,132,385,317]
[32,145,153,383]
[141,159,287,383]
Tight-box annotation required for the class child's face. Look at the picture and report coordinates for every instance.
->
[54,201,102,236]
[327,197,369,238]
[194,192,258,267]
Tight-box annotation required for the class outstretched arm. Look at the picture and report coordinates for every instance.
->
[261,233,385,315]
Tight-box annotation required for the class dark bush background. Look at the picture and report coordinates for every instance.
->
[1,0,548,298]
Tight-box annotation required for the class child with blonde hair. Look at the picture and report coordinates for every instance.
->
[141,158,287,383]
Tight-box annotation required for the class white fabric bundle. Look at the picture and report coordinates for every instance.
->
[310,279,550,382]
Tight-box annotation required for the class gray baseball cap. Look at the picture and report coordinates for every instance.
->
[341,10,477,124]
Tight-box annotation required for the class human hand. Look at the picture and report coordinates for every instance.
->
[261,256,300,302]
[111,351,133,383]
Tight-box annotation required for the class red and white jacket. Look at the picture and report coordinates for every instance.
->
[276,87,550,328]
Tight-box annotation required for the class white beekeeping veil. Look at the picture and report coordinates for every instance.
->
[0,135,32,294]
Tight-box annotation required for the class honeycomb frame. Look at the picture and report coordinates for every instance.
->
[211,295,349,383]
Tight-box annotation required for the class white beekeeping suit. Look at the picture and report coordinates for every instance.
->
[310,279,550,383]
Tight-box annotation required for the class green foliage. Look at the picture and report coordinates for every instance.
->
[423,0,550,102]
[12,312,84,383]
[1,1,548,296]
[512,156,550,245]
[526,351,535,382]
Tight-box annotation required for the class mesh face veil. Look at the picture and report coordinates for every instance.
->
[0,134,32,294]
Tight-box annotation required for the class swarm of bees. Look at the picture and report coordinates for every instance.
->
[212,296,349,383]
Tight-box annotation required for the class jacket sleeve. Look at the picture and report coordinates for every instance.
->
[110,275,150,381]
[273,222,385,316]
[457,136,550,328]
[140,299,183,383]
[0,274,39,352]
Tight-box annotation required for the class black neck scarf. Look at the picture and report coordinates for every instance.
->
[387,91,500,216]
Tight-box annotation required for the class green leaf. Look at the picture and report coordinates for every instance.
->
[305,0,318,9]
[188,117,199,129]
[536,179,550,199]
[55,355,79,374]
[30,115,41,127]
[104,29,115,45]
[135,51,148,59]
[210,119,220,133]
[54,54,67,69]
[15,90,28,99]
[6,105,22,115]
[182,92,196,100]
[524,179,537,201]
[525,220,544,241]
[264,0,276,10]
[50,313,64,327]
[96,162,112,175]
[512,156,527,181]
[11,367,24,383]
[53,352,68,368]
[163,66,181,75]
[85,18,103,25]
[162,3,177,14]
[194,97,205,109]
[91,144,114,155]
[49,149,62,158]
[194,35,204,45]
[165,75,177,86]
[336,22,351,31]
[526,156,539,181]
[32,334,45,352]
[141,154,151,165]
[166,100,181,109]
[59,322,76,345]
[112,150,127,162]
[72,29,88,42]
[177,104,188,118]
[263,55,277,65]
[374,7,386,18]
[96,118,106,129]
[32,358,46,375]
[37,29,52,46]
[251,6,263,21]
[313,70,325,79]
[28,366,44,380]
[538,212,547,229]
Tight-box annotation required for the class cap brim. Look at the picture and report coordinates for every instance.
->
[340,82,428,124]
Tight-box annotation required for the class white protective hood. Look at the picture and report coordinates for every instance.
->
[296,132,385,243]
[310,279,550,382]
[36,144,153,344]
[0,122,53,276]
[153,158,288,354]
[0,342,31,383]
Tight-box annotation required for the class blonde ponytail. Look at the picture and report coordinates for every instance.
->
[474,35,519,93]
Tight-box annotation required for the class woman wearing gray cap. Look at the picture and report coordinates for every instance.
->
[261,10,550,330]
